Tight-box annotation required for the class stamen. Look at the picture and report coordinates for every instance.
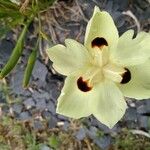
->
[121,68,131,84]
[91,37,108,49]
[77,77,92,92]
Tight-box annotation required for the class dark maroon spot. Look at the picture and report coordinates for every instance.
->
[77,77,92,92]
[121,68,131,84]
[91,37,108,49]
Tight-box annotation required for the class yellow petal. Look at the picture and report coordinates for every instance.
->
[103,63,125,83]
[56,76,93,118]
[111,30,150,66]
[118,59,150,99]
[46,39,91,76]
[90,80,127,128]
[84,6,119,53]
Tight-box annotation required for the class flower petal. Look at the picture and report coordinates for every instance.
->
[46,39,90,76]
[111,30,150,66]
[56,76,93,119]
[90,80,127,128]
[118,59,150,99]
[103,63,126,83]
[84,6,119,52]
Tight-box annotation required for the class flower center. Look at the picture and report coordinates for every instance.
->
[77,77,92,92]
[120,68,131,84]
[77,37,131,92]
[92,37,108,49]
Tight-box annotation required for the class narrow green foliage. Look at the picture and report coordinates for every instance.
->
[48,135,60,149]
[38,0,56,10]
[0,0,57,83]
[0,0,19,10]
[23,49,37,88]
[0,24,28,79]
[0,0,24,28]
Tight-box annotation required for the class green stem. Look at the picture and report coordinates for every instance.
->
[0,17,34,79]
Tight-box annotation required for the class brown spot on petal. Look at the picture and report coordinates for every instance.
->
[91,37,108,49]
[121,68,131,84]
[77,77,92,92]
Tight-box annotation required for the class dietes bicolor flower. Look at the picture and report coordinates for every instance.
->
[47,6,150,128]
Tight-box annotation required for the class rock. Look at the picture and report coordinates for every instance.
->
[40,144,52,150]
[93,135,111,150]
[138,115,148,130]
[48,116,57,128]
[42,111,51,120]
[124,107,137,122]
[32,60,48,82]
[89,117,111,133]
[46,101,56,114]
[0,39,14,64]
[19,111,32,121]
[137,105,147,114]
[35,99,47,111]
[10,66,24,95]
[23,98,35,109]
[33,119,44,130]
[137,100,150,116]
[9,65,31,96]
[57,114,68,121]
[75,128,86,140]
[11,103,23,114]
[32,90,50,100]
[61,121,69,131]
[46,79,61,101]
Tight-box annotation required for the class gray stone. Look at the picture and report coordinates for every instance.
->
[11,103,23,114]
[32,60,48,82]
[89,117,110,132]
[35,99,47,110]
[138,115,148,130]
[46,101,55,114]
[57,114,68,121]
[32,90,50,100]
[9,65,31,96]
[86,126,98,139]
[61,121,69,131]
[137,105,147,114]
[0,39,14,64]
[75,128,86,140]
[48,116,57,128]
[40,145,52,150]
[124,107,137,121]
[93,135,111,150]
[19,111,32,121]
[42,111,51,120]
[137,101,150,115]
[33,120,44,130]
[23,98,35,109]
[46,80,61,101]
[10,68,24,94]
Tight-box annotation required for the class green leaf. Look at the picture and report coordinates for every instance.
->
[23,49,37,88]
[48,135,60,149]
[0,0,19,9]
[38,0,56,10]
[0,24,28,79]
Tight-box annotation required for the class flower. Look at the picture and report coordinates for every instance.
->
[46,6,150,128]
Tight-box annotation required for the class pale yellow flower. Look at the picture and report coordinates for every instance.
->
[47,6,150,128]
